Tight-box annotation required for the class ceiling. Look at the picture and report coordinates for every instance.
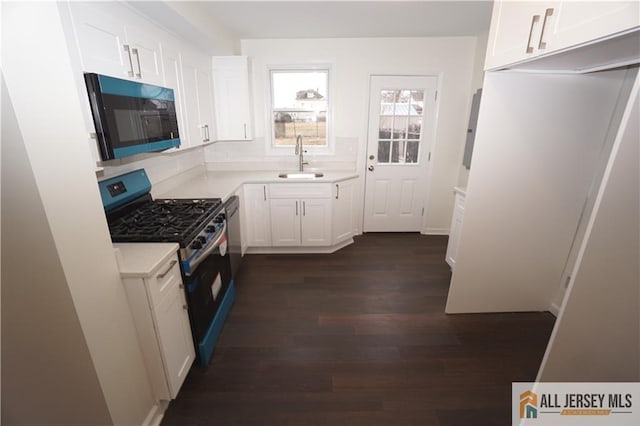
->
[200,1,493,39]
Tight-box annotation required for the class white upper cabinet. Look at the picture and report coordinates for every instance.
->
[485,1,640,70]
[68,2,163,85]
[181,50,215,146]
[162,38,187,148]
[212,56,253,141]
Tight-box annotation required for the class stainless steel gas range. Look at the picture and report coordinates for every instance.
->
[99,169,234,366]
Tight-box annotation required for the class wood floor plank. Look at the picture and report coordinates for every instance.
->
[161,233,555,426]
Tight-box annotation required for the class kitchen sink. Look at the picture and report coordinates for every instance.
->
[278,172,324,179]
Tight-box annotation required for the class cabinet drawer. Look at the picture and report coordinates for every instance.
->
[269,183,331,199]
[146,257,181,307]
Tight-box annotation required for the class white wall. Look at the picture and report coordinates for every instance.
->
[206,37,478,233]
[2,3,156,423]
[457,30,488,188]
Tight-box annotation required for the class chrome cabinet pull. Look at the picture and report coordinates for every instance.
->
[303,201,306,217]
[156,260,177,279]
[526,15,540,54]
[243,123,247,139]
[263,185,267,201]
[123,44,134,77]
[538,8,554,50]
[131,48,142,78]
[296,201,299,216]
[336,184,339,200]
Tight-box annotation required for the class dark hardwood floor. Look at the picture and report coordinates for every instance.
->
[162,233,555,426]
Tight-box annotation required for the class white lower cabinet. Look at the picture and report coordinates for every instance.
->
[332,179,355,244]
[243,184,272,247]
[445,189,466,269]
[269,184,332,247]
[118,248,194,401]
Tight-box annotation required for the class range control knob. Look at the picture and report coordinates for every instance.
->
[205,225,217,233]
[197,236,207,245]
[191,240,203,249]
[214,213,225,223]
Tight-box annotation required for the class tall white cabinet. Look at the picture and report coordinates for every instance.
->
[212,56,253,141]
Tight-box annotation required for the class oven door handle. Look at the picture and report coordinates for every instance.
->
[186,222,227,275]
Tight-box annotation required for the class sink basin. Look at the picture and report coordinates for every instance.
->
[278,172,324,179]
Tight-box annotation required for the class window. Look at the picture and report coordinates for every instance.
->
[269,68,330,149]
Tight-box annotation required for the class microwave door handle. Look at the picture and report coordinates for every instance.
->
[186,222,227,274]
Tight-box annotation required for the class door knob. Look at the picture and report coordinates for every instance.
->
[368,165,375,171]
[369,155,375,160]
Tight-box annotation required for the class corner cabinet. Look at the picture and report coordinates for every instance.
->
[269,184,332,247]
[212,56,253,141]
[114,244,194,402]
[485,1,640,70]
[445,188,466,269]
[332,179,355,245]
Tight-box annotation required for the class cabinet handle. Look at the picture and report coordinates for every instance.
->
[303,201,306,217]
[202,124,210,142]
[296,201,299,216]
[263,185,266,201]
[131,48,142,78]
[123,44,134,77]
[243,124,247,139]
[526,14,540,54]
[156,260,177,279]
[336,184,339,200]
[538,8,554,50]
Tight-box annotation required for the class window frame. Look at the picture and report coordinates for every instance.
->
[266,64,334,156]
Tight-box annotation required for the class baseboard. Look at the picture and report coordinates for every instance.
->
[421,227,449,235]
[549,302,561,317]
[246,238,353,254]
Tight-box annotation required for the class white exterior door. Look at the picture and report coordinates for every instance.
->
[363,75,437,232]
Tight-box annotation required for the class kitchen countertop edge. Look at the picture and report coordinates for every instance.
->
[113,242,180,278]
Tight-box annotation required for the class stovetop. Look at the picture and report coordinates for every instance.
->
[107,198,222,244]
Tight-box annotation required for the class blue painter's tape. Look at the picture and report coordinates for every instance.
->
[198,281,236,366]
[97,74,175,101]
[112,138,180,159]
[99,169,151,212]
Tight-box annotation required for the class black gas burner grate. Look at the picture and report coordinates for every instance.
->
[107,198,222,244]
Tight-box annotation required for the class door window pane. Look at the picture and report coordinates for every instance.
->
[378,140,391,163]
[376,88,425,165]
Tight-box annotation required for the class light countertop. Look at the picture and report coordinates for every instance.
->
[113,243,179,278]
[158,170,359,201]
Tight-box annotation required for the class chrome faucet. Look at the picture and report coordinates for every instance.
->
[295,135,308,171]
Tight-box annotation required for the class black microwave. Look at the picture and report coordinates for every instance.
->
[84,73,180,161]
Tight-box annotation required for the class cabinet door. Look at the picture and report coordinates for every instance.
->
[332,180,354,244]
[126,24,164,86]
[270,199,301,247]
[162,39,186,148]
[301,198,332,246]
[154,284,194,398]
[181,51,206,146]
[551,1,640,52]
[485,1,553,70]
[212,56,252,141]
[445,193,466,269]
[196,64,215,143]
[244,184,272,247]
[68,2,132,78]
